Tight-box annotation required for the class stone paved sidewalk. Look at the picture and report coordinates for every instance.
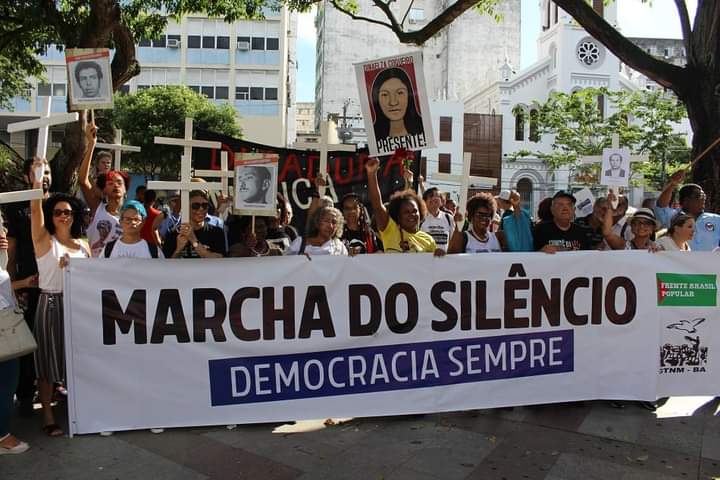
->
[1,397,718,479]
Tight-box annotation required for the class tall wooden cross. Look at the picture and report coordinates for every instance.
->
[431,152,497,215]
[294,119,356,197]
[147,118,222,222]
[579,134,648,171]
[0,189,44,268]
[194,151,232,197]
[6,97,79,159]
[96,129,141,171]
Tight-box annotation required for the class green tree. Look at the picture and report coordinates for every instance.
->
[512,88,688,191]
[107,86,241,179]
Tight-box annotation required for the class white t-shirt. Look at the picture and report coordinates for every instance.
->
[421,210,454,251]
[464,231,502,253]
[285,237,348,256]
[102,238,164,259]
[656,235,689,251]
[87,202,123,257]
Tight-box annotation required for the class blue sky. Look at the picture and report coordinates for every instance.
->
[296,0,696,102]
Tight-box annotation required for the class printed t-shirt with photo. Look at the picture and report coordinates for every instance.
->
[420,210,454,251]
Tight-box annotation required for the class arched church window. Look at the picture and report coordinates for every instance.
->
[513,107,525,141]
[529,109,540,142]
[517,178,533,212]
[597,94,605,121]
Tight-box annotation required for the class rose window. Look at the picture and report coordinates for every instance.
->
[577,41,600,66]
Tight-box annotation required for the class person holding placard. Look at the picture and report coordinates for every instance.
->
[603,203,660,251]
[79,121,128,257]
[30,158,90,437]
[365,158,440,255]
[162,190,226,259]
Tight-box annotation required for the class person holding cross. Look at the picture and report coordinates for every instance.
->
[162,190,226,259]
[79,121,128,257]
[30,157,90,437]
[655,170,720,251]
[365,157,441,255]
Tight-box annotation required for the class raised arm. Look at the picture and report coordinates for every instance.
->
[365,158,389,232]
[30,158,52,257]
[656,169,685,208]
[602,197,625,250]
[78,119,102,213]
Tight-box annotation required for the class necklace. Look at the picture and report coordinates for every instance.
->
[469,227,489,243]
[250,242,270,256]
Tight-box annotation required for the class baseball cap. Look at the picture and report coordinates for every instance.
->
[553,190,577,203]
[496,190,512,201]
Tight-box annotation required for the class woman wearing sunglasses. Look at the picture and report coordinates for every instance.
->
[448,193,507,254]
[603,204,660,251]
[162,190,226,259]
[29,158,90,437]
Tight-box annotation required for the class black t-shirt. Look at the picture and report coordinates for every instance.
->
[266,225,298,252]
[163,223,227,258]
[533,220,592,251]
[574,214,605,249]
[341,227,383,254]
[3,202,38,280]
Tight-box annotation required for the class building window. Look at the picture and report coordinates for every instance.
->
[439,116,452,142]
[188,85,200,93]
[597,94,605,120]
[215,86,229,100]
[216,36,230,49]
[37,83,51,96]
[554,4,559,24]
[52,83,66,97]
[529,109,539,142]
[250,87,264,100]
[188,35,201,48]
[139,38,151,47]
[235,86,249,100]
[593,0,604,16]
[202,36,215,48]
[408,8,425,23]
[118,84,130,94]
[152,35,166,48]
[266,38,279,50]
[543,1,551,30]
[251,37,265,50]
[514,109,525,141]
[517,178,533,212]
[265,87,278,100]
[438,153,451,174]
[201,86,214,98]
[137,85,151,91]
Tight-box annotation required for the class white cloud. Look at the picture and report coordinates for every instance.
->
[617,0,697,39]
[297,6,317,45]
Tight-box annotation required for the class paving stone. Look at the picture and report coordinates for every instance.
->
[547,453,684,480]
[576,402,648,443]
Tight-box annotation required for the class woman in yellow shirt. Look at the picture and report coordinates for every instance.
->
[365,158,443,255]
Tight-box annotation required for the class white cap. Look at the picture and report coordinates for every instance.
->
[496,190,511,201]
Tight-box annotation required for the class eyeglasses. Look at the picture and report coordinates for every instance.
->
[121,216,143,224]
[633,219,654,228]
[191,202,209,210]
[53,209,73,217]
[473,212,493,219]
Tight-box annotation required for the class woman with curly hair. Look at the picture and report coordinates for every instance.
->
[285,206,348,256]
[30,158,90,437]
[365,157,441,255]
[448,193,507,253]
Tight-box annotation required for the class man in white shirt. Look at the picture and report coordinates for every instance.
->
[420,187,456,252]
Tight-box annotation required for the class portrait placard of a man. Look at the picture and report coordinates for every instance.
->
[66,48,114,110]
[234,154,279,217]
[600,148,631,187]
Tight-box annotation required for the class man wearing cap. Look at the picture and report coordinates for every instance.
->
[533,190,592,252]
[655,170,720,251]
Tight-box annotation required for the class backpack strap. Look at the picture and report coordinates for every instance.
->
[103,240,117,258]
[299,237,307,255]
[445,212,454,231]
[462,231,469,253]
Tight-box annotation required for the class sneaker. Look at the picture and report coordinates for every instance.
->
[150,428,164,434]
[0,441,29,455]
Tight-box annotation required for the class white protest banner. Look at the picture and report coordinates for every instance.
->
[64,252,719,435]
[66,49,114,111]
[355,52,435,157]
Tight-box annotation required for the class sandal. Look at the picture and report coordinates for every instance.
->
[42,423,64,437]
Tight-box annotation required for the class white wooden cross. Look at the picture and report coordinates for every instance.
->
[579,134,649,167]
[96,129,141,171]
[294,119,356,197]
[431,152,497,215]
[0,188,45,268]
[6,97,79,159]
[194,151,232,197]
[147,118,222,222]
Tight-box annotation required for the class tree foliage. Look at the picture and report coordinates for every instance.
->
[106,86,242,179]
[512,88,689,191]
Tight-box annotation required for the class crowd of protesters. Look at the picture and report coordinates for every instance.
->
[1,123,719,451]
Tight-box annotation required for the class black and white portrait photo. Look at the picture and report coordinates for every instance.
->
[66,48,114,110]
[234,154,279,216]
[600,148,630,187]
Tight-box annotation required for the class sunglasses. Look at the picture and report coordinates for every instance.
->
[53,209,73,217]
[633,219,654,227]
[191,202,209,210]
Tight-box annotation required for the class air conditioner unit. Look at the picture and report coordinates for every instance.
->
[237,41,250,51]
[167,38,180,48]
